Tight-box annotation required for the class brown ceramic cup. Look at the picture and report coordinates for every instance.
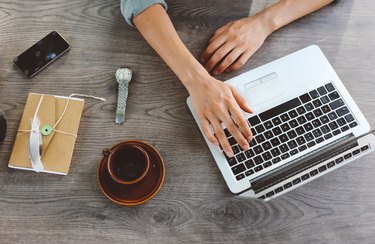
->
[105,143,150,185]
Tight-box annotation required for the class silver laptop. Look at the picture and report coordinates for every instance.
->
[187,45,375,200]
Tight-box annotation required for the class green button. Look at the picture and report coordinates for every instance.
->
[41,125,53,136]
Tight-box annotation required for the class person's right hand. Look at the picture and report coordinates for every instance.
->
[187,75,253,158]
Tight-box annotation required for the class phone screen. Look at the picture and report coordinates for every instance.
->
[14,31,70,78]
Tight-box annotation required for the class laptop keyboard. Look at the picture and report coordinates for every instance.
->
[224,82,359,181]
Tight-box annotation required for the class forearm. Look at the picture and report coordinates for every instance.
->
[133,4,208,92]
[258,0,335,34]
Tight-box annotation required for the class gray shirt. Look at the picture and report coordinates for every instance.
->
[120,0,167,27]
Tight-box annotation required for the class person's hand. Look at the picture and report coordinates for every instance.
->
[200,15,273,75]
[187,75,253,158]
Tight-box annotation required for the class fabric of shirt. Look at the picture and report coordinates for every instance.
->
[120,0,168,27]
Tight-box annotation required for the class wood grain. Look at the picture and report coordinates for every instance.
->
[1,0,375,243]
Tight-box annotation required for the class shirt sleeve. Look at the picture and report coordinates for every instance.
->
[120,0,168,27]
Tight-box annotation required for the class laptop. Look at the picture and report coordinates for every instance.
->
[187,45,375,200]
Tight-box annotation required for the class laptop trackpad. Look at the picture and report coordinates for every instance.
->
[242,73,285,106]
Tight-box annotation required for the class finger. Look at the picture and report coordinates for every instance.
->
[213,48,243,75]
[204,42,235,73]
[200,35,227,64]
[209,23,230,44]
[210,118,233,158]
[230,86,253,114]
[200,117,220,146]
[226,50,253,72]
[221,112,249,151]
[227,102,253,142]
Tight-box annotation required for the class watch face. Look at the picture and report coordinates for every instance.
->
[116,68,132,84]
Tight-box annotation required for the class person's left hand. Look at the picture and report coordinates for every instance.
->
[200,15,273,75]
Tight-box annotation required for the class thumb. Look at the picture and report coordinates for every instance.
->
[231,86,253,114]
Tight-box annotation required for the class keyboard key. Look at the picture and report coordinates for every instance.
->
[337,118,346,126]
[307,141,316,148]
[321,105,331,113]
[290,149,298,155]
[321,125,330,134]
[271,148,281,157]
[288,110,298,118]
[335,157,343,164]
[316,137,324,144]
[318,165,327,172]
[305,102,314,111]
[251,128,257,137]
[325,83,335,92]
[263,161,272,168]
[300,93,311,103]
[329,99,344,110]
[296,136,306,145]
[254,165,263,172]
[272,127,282,136]
[280,113,290,122]
[232,163,246,175]
[226,156,237,166]
[284,182,293,189]
[313,108,323,117]
[236,174,245,180]
[317,86,327,95]
[272,157,281,164]
[328,91,340,101]
[272,117,282,126]
[324,133,333,140]
[297,116,307,124]
[245,160,255,169]
[287,130,297,139]
[344,114,354,123]
[304,123,314,132]
[232,145,240,155]
[321,95,330,104]
[296,126,305,135]
[254,156,263,165]
[309,90,320,99]
[281,123,291,132]
[264,120,273,129]
[297,106,306,115]
[320,115,329,124]
[228,137,237,146]
[304,132,314,141]
[327,161,335,168]
[298,145,307,152]
[329,121,339,130]
[245,169,254,176]
[341,125,349,132]
[312,99,322,108]
[279,134,289,143]
[312,128,322,138]
[259,195,265,199]
[280,144,289,153]
[361,145,369,151]
[332,129,341,136]
[336,106,350,117]
[262,141,272,151]
[262,152,272,161]
[253,145,263,155]
[289,119,298,128]
[275,186,283,193]
[349,122,358,128]
[287,140,298,149]
[266,191,274,198]
[255,134,266,144]
[245,149,254,158]
[224,128,231,137]
[270,138,281,147]
[292,178,301,185]
[305,112,314,121]
[328,111,338,120]
[236,153,246,162]
[310,169,318,176]
[259,98,302,121]
[352,149,360,155]
[264,131,274,139]
[255,124,265,134]
[248,116,261,126]
[344,153,352,159]
[301,174,310,180]
[281,153,290,160]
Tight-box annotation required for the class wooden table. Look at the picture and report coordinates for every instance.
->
[1,0,374,243]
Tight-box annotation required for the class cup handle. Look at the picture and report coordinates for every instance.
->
[102,148,111,157]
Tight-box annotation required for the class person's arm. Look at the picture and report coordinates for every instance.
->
[133,4,254,157]
[201,0,335,75]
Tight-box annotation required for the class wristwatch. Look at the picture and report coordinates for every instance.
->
[115,68,132,124]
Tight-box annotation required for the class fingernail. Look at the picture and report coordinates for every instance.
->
[247,136,253,142]
[242,144,250,151]
[213,70,218,75]
[226,150,234,158]
[214,141,220,146]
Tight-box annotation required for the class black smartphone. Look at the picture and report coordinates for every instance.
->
[14,31,70,78]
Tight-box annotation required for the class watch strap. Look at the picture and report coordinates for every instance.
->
[116,82,129,124]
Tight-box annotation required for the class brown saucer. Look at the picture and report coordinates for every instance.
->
[98,141,165,206]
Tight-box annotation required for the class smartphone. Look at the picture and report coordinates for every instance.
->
[14,31,70,78]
